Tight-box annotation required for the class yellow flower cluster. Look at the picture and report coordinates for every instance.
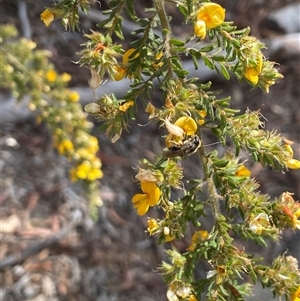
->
[52,97,103,183]
[194,3,225,39]
[69,133,103,182]
[70,158,102,181]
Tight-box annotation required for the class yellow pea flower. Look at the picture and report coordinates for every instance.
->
[194,20,206,40]
[197,110,207,126]
[147,218,159,235]
[285,144,300,169]
[235,165,251,177]
[153,52,164,69]
[145,102,156,119]
[187,230,209,251]
[165,116,198,148]
[194,3,226,39]
[119,100,134,112]
[122,48,139,64]
[132,182,161,216]
[287,159,300,169]
[112,65,126,81]
[122,48,140,79]
[40,9,55,27]
[174,116,198,135]
[244,52,263,85]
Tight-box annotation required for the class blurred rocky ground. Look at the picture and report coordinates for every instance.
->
[0,1,299,300]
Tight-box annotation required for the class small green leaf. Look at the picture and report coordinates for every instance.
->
[125,0,136,20]
[191,54,199,69]
[199,44,215,52]
[97,18,112,29]
[108,0,120,8]
[170,38,185,46]
[219,63,230,80]
[138,18,150,27]
[212,55,225,62]
[202,55,215,70]
[177,5,188,16]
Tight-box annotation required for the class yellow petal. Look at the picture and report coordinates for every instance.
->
[174,117,197,135]
[137,201,150,216]
[291,286,300,301]
[147,218,159,235]
[122,48,139,64]
[141,182,161,206]
[285,144,294,157]
[244,67,259,85]
[235,165,251,177]
[141,182,157,193]
[132,193,147,204]
[165,235,175,242]
[197,3,226,29]
[244,53,263,85]
[148,186,161,206]
[145,102,156,119]
[194,20,206,39]
[112,65,126,81]
[197,110,207,125]
[40,9,54,27]
[119,100,134,112]
[286,159,300,169]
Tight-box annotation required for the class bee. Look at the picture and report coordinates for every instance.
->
[163,135,201,158]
